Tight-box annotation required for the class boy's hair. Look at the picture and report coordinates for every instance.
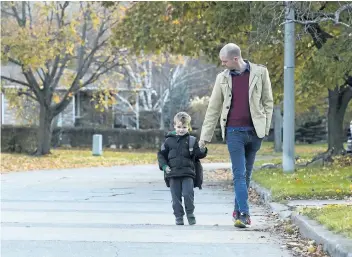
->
[173,112,191,126]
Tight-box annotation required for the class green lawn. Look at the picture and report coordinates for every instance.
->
[252,166,352,200]
[300,205,352,239]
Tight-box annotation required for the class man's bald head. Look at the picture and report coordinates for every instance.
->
[219,43,242,59]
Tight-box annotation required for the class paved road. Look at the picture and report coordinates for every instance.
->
[1,163,292,257]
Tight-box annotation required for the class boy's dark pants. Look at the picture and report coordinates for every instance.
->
[169,177,194,218]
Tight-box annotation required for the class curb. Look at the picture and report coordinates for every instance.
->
[250,181,292,220]
[291,213,352,257]
[251,181,352,257]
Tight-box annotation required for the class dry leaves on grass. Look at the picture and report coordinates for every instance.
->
[1,149,158,173]
[333,155,352,167]
[269,219,330,257]
[1,144,233,173]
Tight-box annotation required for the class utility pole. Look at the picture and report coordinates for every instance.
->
[283,1,295,172]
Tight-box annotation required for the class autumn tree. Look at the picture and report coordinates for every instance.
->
[252,1,352,154]
[1,1,124,155]
[113,1,352,155]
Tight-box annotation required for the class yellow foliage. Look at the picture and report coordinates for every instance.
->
[90,12,100,30]
[53,94,60,104]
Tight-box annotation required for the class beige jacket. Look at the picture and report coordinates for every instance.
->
[200,62,273,142]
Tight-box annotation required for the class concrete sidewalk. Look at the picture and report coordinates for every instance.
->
[1,164,292,257]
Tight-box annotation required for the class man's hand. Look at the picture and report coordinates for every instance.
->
[199,140,206,150]
[164,166,171,174]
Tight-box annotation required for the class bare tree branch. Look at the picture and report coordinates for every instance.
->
[22,69,43,104]
[50,54,70,91]
[153,89,169,110]
[11,2,25,27]
[56,1,69,28]
[172,66,214,87]
[8,57,23,66]
[75,17,109,80]
[36,69,45,84]
[1,75,30,87]
[82,60,120,87]
[114,93,137,115]
[26,1,33,29]
[21,1,26,25]
[18,90,38,101]
[281,3,352,28]
[77,3,88,70]
[80,39,109,76]
[47,55,61,86]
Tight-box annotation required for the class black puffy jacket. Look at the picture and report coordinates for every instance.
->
[157,131,207,179]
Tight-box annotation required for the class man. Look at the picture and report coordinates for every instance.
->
[199,43,273,228]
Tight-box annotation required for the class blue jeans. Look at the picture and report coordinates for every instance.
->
[226,128,263,215]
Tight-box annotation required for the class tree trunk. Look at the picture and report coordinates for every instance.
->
[327,86,352,155]
[36,103,53,156]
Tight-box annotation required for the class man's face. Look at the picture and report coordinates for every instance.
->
[220,55,238,70]
[174,121,190,136]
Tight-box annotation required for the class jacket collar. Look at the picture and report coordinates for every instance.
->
[222,61,260,97]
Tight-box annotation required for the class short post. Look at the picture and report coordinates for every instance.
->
[347,120,352,154]
[92,134,103,156]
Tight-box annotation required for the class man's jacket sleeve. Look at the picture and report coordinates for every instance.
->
[262,68,274,136]
[157,140,169,171]
[200,74,224,142]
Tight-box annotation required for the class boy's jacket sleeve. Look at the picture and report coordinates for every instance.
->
[157,141,169,171]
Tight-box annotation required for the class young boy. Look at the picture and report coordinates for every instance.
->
[157,112,207,225]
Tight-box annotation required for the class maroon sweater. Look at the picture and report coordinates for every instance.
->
[226,72,254,128]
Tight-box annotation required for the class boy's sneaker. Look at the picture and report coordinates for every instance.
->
[234,213,251,228]
[187,214,196,225]
[175,217,184,225]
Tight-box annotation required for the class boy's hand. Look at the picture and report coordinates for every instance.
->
[164,166,171,174]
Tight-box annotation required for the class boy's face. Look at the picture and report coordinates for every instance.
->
[174,121,190,136]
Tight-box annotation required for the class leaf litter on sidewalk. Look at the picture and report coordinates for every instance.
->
[204,168,330,257]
